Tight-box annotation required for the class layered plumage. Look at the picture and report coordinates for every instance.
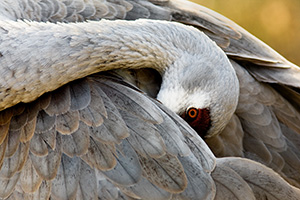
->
[0,0,300,200]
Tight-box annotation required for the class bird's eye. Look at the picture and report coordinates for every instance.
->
[187,107,198,119]
[182,107,211,138]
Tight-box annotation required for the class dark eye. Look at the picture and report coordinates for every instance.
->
[187,107,198,119]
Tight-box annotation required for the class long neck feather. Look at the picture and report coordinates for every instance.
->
[0,19,214,110]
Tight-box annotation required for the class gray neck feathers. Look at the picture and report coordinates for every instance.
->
[0,19,222,110]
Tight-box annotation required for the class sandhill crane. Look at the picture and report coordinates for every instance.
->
[0,0,299,199]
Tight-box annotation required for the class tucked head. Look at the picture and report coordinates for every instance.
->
[156,47,239,138]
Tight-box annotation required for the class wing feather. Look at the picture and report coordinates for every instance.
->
[29,127,56,156]
[208,60,300,187]
[121,110,166,158]
[0,172,20,199]
[0,123,10,145]
[206,114,244,157]
[78,0,96,19]
[102,140,142,186]
[176,154,215,200]
[96,77,164,124]
[268,149,285,172]
[44,85,71,116]
[23,180,51,200]
[69,79,91,111]
[1,1,300,199]
[212,163,255,200]
[155,103,216,172]
[139,153,187,193]
[78,82,106,127]
[29,133,62,180]
[90,83,130,144]
[96,170,120,199]
[30,134,48,156]
[50,1,68,21]
[61,121,89,157]
[0,136,7,167]
[0,108,13,126]
[154,111,191,157]
[81,137,117,171]
[55,110,80,135]
[9,110,28,131]
[20,157,43,193]
[35,110,56,134]
[218,157,300,200]
[51,155,81,200]
[126,177,171,200]
[5,129,22,158]
[242,133,272,165]
[76,160,97,200]
[0,142,29,179]
[20,117,36,143]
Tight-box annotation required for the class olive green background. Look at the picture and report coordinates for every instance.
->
[191,0,300,66]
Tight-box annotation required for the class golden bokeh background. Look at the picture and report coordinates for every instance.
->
[191,0,300,66]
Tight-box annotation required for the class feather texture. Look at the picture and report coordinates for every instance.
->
[218,157,300,200]
[0,0,300,199]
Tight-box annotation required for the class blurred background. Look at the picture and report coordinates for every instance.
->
[191,0,300,66]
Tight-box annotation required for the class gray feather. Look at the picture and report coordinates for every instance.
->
[30,133,62,180]
[121,110,166,158]
[0,172,20,199]
[35,110,55,134]
[176,154,215,200]
[139,153,187,193]
[0,0,300,199]
[0,142,29,179]
[70,79,91,111]
[155,110,191,157]
[20,157,42,193]
[79,81,106,127]
[5,129,22,158]
[51,154,81,200]
[102,140,142,186]
[80,138,117,171]
[95,77,163,124]
[212,161,255,200]
[9,110,28,131]
[219,157,300,200]
[155,102,216,172]
[55,110,80,135]
[76,160,97,200]
[23,180,51,200]
[20,117,36,143]
[44,85,71,116]
[62,121,89,157]
[29,127,57,156]
[127,177,171,200]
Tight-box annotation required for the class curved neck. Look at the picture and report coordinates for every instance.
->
[0,19,205,110]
